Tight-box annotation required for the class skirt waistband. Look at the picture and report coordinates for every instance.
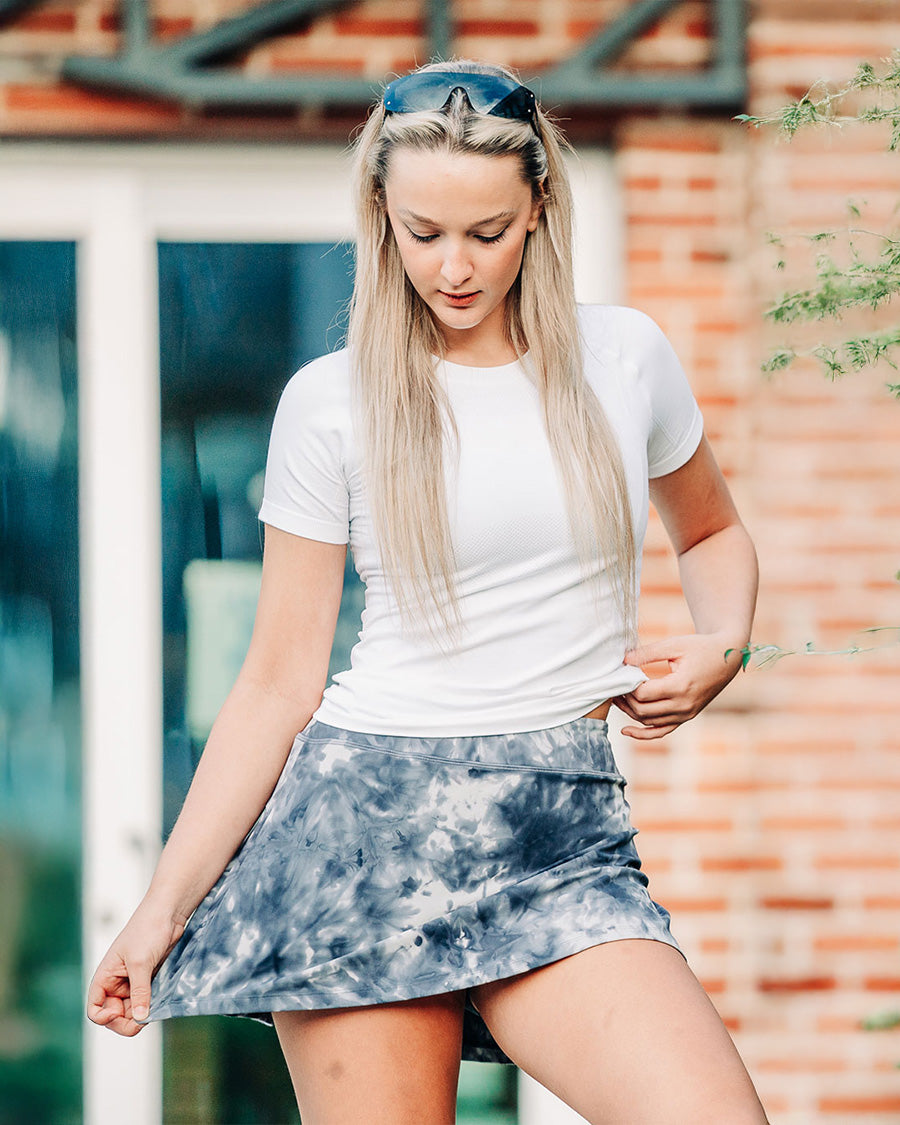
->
[299,716,620,777]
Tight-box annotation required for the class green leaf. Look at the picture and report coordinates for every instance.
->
[863,1010,900,1031]
[762,349,796,373]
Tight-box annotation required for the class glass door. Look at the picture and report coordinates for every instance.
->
[0,142,619,1125]
[0,241,81,1125]
[157,239,359,1123]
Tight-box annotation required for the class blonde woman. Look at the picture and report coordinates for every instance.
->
[88,61,768,1125]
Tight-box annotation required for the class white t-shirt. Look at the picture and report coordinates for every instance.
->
[258,305,704,736]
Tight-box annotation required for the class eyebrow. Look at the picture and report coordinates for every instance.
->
[399,209,518,230]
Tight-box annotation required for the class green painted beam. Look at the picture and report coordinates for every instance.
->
[59,0,747,113]
[142,0,348,67]
[541,0,682,81]
[0,0,42,26]
[427,0,452,64]
[122,0,150,53]
[60,55,382,106]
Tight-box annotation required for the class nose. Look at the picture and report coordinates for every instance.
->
[440,242,473,289]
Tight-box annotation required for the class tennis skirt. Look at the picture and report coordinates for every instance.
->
[148,716,680,1063]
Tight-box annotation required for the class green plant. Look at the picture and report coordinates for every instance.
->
[736,51,900,395]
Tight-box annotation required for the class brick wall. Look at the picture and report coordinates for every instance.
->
[621,5,900,1121]
[3,1,899,1121]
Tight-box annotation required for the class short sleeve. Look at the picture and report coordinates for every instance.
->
[629,310,704,478]
[257,355,351,544]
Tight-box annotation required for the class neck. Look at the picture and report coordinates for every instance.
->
[438,318,518,368]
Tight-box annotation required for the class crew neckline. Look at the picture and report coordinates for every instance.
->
[437,353,528,375]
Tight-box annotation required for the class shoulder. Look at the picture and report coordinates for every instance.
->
[576,304,673,366]
[278,348,352,411]
[271,348,354,439]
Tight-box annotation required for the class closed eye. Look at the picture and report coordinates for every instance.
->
[407,230,438,244]
[474,227,510,244]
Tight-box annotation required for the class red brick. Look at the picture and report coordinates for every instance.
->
[617,130,722,154]
[685,20,711,38]
[758,1056,847,1073]
[567,21,603,39]
[333,16,423,36]
[16,9,76,31]
[656,897,729,913]
[699,978,726,993]
[626,213,718,227]
[763,816,845,830]
[700,938,730,953]
[819,1097,900,1113]
[701,856,783,872]
[638,818,732,832]
[815,854,900,871]
[5,82,182,125]
[864,977,900,990]
[457,20,540,37]
[758,976,837,993]
[761,896,834,910]
[695,320,742,334]
[628,248,664,263]
[269,56,366,74]
[814,935,899,952]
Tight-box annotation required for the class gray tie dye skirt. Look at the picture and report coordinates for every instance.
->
[148,716,680,1063]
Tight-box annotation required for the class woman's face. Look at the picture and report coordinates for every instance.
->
[384,147,542,357]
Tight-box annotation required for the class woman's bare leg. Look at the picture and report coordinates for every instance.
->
[273,991,466,1125]
[472,939,768,1125]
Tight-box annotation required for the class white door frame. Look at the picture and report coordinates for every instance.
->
[0,139,620,1125]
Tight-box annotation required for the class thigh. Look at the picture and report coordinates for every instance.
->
[273,991,466,1125]
[471,939,768,1125]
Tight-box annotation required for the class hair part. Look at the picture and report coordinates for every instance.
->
[349,60,637,643]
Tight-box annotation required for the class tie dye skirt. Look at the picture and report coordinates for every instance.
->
[148,716,680,1063]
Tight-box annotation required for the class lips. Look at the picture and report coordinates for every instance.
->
[439,290,479,308]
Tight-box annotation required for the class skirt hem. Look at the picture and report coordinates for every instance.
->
[147,930,683,1044]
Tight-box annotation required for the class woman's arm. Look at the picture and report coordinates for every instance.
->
[614,434,759,740]
[87,527,347,1034]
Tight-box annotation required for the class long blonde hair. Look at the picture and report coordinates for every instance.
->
[349,60,636,640]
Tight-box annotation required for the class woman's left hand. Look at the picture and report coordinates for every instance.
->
[613,632,745,740]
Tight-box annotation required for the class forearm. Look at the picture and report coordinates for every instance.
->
[677,521,758,650]
[144,672,319,922]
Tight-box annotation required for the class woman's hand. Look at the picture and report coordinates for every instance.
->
[613,632,745,740]
[86,902,186,1036]
[618,436,758,741]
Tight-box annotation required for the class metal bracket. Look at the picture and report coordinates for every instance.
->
[44,0,745,112]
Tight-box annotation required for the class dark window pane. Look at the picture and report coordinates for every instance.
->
[158,241,357,1125]
[0,241,81,1125]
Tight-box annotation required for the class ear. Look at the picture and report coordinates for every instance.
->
[527,180,546,232]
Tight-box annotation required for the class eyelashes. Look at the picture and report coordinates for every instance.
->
[406,227,510,246]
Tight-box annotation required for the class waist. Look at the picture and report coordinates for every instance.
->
[300,716,621,775]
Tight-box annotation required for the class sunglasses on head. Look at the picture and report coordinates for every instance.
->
[382,71,540,136]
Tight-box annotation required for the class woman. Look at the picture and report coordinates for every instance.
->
[88,60,767,1124]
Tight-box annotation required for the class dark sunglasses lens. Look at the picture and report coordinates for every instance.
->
[384,72,531,119]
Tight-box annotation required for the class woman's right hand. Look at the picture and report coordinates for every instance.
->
[86,902,186,1037]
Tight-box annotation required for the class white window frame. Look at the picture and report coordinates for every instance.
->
[0,140,621,1125]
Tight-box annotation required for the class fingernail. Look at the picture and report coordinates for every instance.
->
[133,1005,148,1021]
